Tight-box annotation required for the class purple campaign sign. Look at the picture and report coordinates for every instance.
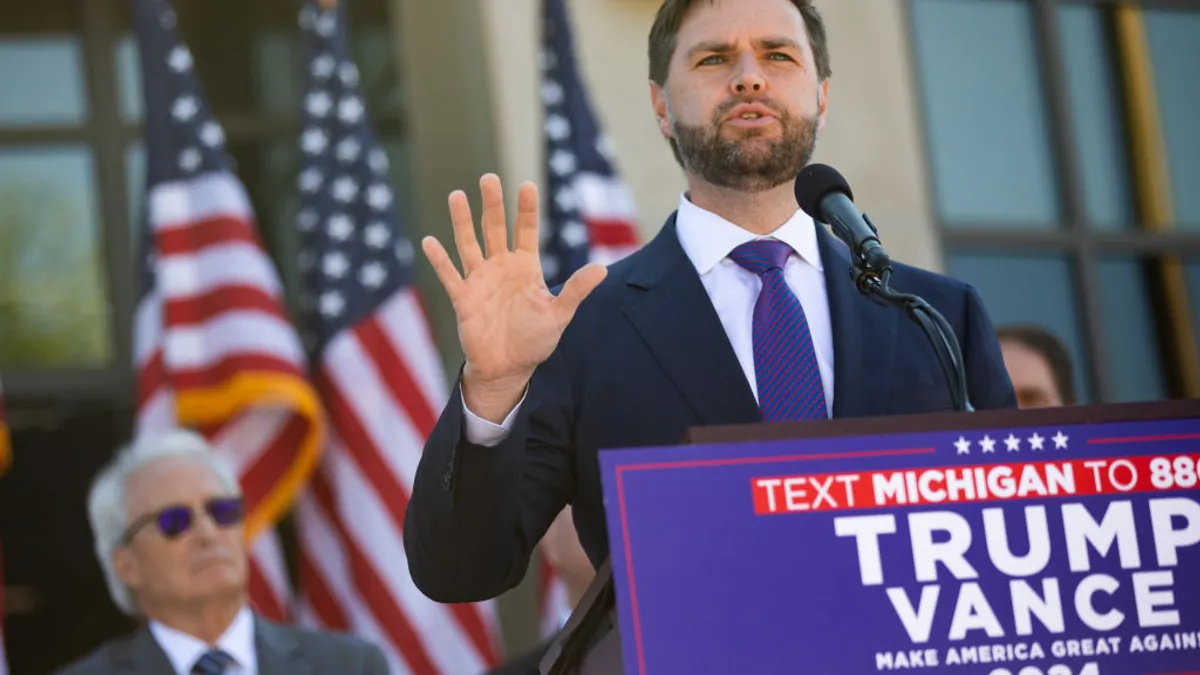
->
[599,415,1200,675]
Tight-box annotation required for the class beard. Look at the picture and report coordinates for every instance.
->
[670,99,818,193]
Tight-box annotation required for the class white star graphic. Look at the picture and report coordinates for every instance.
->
[311,54,336,79]
[596,134,615,159]
[336,137,362,163]
[1028,432,1045,450]
[360,262,387,288]
[306,91,333,118]
[980,435,996,453]
[297,209,318,231]
[339,62,360,87]
[167,46,192,73]
[550,149,576,176]
[338,96,364,124]
[331,176,359,203]
[555,187,578,212]
[178,147,201,173]
[327,213,354,240]
[538,47,557,71]
[319,291,344,317]
[301,128,328,155]
[1004,433,1021,452]
[297,167,323,193]
[561,220,589,247]
[322,251,349,278]
[541,81,565,106]
[171,96,198,122]
[364,221,390,248]
[954,436,971,455]
[199,121,224,147]
[368,149,389,174]
[1052,431,1069,449]
[314,11,337,37]
[367,184,393,210]
[545,114,570,141]
[395,239,414,265]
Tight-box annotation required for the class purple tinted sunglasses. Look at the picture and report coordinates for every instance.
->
[121,496,244,544]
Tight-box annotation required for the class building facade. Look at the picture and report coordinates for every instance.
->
[1,0,1197,671]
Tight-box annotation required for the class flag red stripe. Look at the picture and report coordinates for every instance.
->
[298,546,351,631]
[309,470,440,675]
[136,349,167,411]
[164,287,288,326]
[585,217,639,246]
[354,317,438,436]
[248,557,287,622]
[170,354,306,391]
[157,215,264,256]
[318,363,499,665]
[240,413,311,514]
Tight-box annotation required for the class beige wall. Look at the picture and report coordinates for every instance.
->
[478,0,943,271]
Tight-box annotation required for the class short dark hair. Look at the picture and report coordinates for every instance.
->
[647,0,833,86]
[996,324,1077,405]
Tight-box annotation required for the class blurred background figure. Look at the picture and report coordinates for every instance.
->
[996,324,1077,409]
[55,430,388,675]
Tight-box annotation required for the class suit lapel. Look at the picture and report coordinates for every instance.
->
[255,617,309,675]
[112,625,174,674]
[621,214,762,427]
[817,224,897,418]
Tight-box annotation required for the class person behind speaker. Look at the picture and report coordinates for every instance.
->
[55,429,387,675]
[997,323,1077,408]
[404,0,1017,604]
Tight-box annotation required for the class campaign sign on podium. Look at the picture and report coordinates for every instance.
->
[599,404,1200,675]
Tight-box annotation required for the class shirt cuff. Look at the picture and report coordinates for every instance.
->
[461,386,527,447]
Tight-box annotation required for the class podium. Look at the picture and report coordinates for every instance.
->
[541,399,1200,675]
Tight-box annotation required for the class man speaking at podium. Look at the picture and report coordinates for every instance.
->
[405,0,1017,604]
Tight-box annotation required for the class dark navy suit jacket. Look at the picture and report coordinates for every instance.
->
[404,214,1017,603]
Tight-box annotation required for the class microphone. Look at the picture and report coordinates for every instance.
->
[794,163,891,272]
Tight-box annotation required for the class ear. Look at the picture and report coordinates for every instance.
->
[113,546,141,590]
[816,79,830,133]
[650,80,674,141]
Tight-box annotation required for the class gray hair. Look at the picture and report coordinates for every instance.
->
[87,428,241,616]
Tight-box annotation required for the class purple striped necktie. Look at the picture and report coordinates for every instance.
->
[728,239,828,422]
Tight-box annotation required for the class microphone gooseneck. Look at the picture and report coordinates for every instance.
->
[795,164,973,413]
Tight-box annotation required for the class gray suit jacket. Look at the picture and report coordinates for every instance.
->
[53,615,389,675]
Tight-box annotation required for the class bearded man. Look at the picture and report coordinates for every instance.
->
[403,0,1017,603]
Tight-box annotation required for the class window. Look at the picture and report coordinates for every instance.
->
[912,0,1200,404]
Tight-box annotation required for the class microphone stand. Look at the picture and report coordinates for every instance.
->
[847,220,974,413]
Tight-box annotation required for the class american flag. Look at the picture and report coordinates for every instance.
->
[288,2,500,672]
[130,0,325,622]
[536,0,641,636]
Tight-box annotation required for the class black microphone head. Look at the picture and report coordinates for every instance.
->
[794,163,854,221]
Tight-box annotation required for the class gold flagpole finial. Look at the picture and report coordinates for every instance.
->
[318,0,337,9]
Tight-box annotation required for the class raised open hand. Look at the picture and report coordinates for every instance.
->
[422,174,607,420]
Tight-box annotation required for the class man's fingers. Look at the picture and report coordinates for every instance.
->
[512,181,541,254]
[448,190,484,274]
[421,236,464,301]
[479,174,510,258]
[554,263,608,324]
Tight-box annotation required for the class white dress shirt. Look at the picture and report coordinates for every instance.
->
[463,193,835,445]
[149,605,257,675]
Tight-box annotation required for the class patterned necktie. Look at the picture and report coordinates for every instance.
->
[728,239,828,421]
[191,649,234,675]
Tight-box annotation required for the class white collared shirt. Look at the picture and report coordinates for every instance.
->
[463,193,835,444]
[674,194,834,415]
[148,605,257,675]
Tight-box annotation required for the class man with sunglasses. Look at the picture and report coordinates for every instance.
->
[56,429,388,675]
